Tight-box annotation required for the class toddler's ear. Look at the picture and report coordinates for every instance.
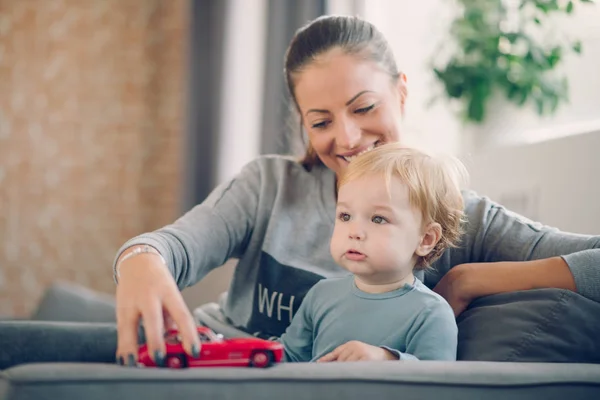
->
[415,222,441,256]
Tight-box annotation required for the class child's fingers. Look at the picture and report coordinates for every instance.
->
[335,347,355,362]
[345,352,363,362]
[317,351,336,362]
[317,344,346,362]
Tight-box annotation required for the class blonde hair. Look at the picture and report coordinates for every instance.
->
[338,143,468,269]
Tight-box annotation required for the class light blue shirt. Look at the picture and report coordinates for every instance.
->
[280,275,458,362]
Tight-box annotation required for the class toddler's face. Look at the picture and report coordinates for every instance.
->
[330,173,423,284]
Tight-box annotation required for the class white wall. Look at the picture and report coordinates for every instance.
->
[465,129,600,235]
[327,0,363,15]
[362,0,463,156]
[216,0,267,184]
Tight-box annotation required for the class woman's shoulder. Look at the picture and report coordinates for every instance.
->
[248,154,310,168]
[460,189,487,206]
[460,189,499,220]
[247,154,301,169]
[244,154,332,181]
[460,189,540,227]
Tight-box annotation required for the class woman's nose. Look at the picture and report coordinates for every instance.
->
[335,117,362,149]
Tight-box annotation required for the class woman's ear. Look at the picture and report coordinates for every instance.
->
[397,73,408,115]
[415,222,441,257]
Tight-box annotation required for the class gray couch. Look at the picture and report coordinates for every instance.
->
[1,282,599,400]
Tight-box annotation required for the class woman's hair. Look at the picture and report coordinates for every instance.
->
[284,15,400,170]
[338,143,468,270]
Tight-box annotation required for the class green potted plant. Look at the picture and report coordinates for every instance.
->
[432,0,593,124]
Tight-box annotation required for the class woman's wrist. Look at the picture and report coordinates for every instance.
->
[525,256,576,291]
[115,245,166,283]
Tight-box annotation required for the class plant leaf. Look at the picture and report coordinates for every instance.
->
[547,46,562,67]
[434,0,578,122]
[566,1,574,13]
[534,96,545,115]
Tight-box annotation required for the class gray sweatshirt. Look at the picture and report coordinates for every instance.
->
[280,276,457,362]
[114,155,600,337]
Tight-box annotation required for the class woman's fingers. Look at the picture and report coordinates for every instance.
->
[115,255,173,366]
[116,299,141,366]
[163,312,178,332]
[114,253,201,366]
[162,288,201,357]
[140,297,167,367]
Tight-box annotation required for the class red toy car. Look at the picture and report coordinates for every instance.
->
[138,326,284,368]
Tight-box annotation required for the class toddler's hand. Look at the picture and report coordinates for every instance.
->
[317,341,398,362]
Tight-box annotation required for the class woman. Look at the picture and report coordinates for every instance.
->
[113,15,600,367]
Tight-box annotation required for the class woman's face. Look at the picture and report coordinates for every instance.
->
[293,48,405,178]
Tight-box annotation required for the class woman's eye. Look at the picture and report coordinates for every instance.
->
[355,104,375,114]
[312,120,330,129]
[339,212,351,222]
[372,216,387,224]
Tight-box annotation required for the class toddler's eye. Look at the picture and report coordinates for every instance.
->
[338,212,351,222]
[372,216,387,224]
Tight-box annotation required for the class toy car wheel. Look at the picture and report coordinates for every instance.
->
[250,350,273,368]
[165,354,187,369]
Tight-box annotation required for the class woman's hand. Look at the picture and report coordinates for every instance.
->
[115,253,200,366]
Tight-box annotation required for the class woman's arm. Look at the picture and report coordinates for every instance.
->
[113,158,264,289]
[113,159,267,362]
[434,257,577,315]
[429,191,600,313]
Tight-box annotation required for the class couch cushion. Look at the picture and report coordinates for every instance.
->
[457,288,600,362]
[31,282,116,323]
[1,361,599,400]
[0,321,118,370]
